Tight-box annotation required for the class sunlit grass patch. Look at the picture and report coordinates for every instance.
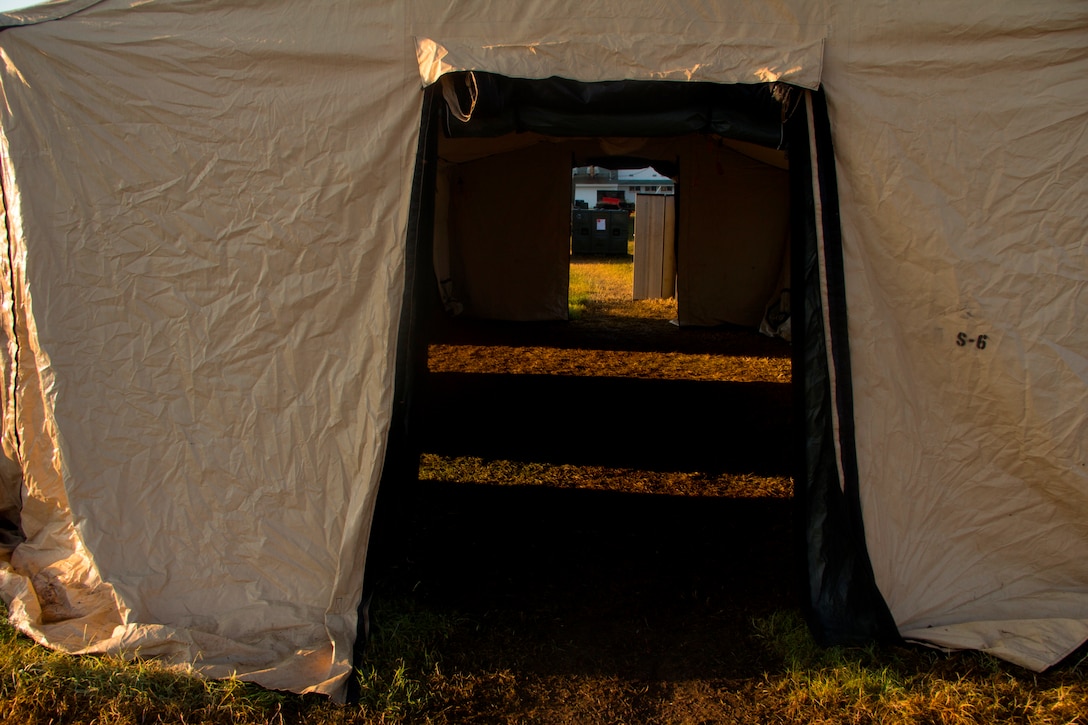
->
[568,250,679,324]
[0,602,302,725]
[0,597,461,724]
[752,610,1088,725]
[419,453,793,498]
[428,343,790,382]
[568,270,593,319]
[569,253,634,302]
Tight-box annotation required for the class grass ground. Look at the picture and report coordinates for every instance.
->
[4,596,1087,724]
[1,252,1086,723]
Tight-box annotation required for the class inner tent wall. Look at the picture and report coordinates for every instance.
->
[434,131,791,327]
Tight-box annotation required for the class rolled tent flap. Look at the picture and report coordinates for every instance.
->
[414,35,824,90]
[438,73,788,147]
[412,12,826,89]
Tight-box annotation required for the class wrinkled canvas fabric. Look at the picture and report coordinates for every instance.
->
[0,0,1085,700]
[819,3,1088,669]
[0,0,419,698]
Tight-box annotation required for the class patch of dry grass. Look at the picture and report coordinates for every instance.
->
[569,250,678,323]
[428,344,791,382]
[419,453,793,498]
[0,608,304,725]
[570,251,641,301]
[752,611,1088,725]
[0,598,451,725]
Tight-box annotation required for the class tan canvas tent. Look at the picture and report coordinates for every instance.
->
[0,0,1085,700]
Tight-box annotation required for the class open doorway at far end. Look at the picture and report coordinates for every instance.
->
[569,160,677,331]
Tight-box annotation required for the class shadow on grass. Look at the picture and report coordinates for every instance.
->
[366,310,802,685]
[420,373,793,476]
[367,479,799,682]
[429,315,793,358]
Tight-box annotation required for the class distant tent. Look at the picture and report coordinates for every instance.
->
[0,0,1086,701]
